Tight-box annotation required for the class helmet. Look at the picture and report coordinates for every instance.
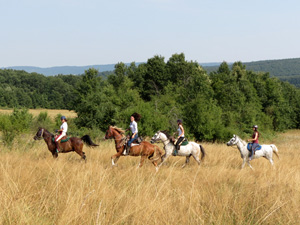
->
[61,116,66,120]
[177,119,183,124]
[253,125,258,129]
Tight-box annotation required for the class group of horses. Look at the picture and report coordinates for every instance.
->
[34,126,279,170]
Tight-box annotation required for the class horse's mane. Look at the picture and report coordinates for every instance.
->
[111,126,125,135]
[235,135,247,145]
[40,127,54,137]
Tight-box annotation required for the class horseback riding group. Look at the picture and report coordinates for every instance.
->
[34,112,279,170]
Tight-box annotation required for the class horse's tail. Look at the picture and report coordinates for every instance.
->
[271,144,279,159]
[199,144,206,160]
[81,135,99,147]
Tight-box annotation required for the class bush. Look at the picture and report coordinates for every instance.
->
[0,108,32,146]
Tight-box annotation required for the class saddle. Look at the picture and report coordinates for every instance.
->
[247,143,262,151]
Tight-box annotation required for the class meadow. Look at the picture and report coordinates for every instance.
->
[0,129,299,224]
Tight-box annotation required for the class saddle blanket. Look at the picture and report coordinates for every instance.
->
[180,138,189,146]
[52,137,70,143]
[247,143,262,151]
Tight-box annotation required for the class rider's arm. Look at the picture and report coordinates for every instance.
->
[247,132,258,142]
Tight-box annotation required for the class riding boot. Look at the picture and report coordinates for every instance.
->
[56,140,61,153]
[126,145,130,155]
[173,145,178,156]
[250,149,254,160]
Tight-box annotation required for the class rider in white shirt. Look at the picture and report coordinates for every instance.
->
[124,113,141,155]
[55,116,68,152]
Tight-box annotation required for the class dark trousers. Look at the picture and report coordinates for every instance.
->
[175,137,185,151]
[250,143,259,157]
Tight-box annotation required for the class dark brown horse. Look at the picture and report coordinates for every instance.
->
[105,126,164,168]
[34,127,98,161]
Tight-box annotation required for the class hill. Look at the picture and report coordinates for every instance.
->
[203,58,300,87]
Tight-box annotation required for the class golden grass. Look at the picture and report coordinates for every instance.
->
[0,130,299,224]
[0,109,77,119]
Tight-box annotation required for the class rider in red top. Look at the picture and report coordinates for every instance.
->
[247,125,259,160]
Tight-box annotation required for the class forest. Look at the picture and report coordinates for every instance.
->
[1,53,300,142]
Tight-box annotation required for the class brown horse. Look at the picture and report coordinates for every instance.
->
[104,126,164,168]
[34,127,98,161]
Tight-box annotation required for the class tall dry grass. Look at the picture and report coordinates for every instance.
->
[0,130,299,224]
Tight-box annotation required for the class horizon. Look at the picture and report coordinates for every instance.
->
[2,57,300,69]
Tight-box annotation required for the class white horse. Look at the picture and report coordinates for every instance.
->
[226,134,279,169]
[150,131,205,170]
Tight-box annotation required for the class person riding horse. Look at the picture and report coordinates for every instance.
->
[55,116,68,152]
[124,113,141,155]
[247,125,259,160]
[173,119,185,156]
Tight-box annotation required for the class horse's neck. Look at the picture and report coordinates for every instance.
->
[160,133,170,146]
[112,130,123,142]
[236,137,247,154]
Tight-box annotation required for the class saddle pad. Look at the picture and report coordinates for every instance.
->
[52,137,70,143]
[247,143,262,151]
[181,139,189,146]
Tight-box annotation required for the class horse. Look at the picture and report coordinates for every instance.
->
[104,126,164,168]
[150,131,205,170]
[33,127,98,161]
[226,134,279,169]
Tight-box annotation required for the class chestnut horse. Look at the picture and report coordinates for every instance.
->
[104,126,163,168]
[34,127,98,161]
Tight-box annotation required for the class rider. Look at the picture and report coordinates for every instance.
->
[125,113,141,155]
[247,125,259,160]
[55,116,68,152]
[173,119,185,156]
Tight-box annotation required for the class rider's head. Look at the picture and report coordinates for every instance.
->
[177,119,183,125]
[61,116,67,122]
[252,125,258,130]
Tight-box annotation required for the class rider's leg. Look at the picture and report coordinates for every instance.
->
[55,134,63,152]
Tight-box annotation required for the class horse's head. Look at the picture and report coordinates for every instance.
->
[226,134,239,146]
[150,131,161,143]
[34,127,44,140]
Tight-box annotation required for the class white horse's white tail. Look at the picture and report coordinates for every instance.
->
[271,144,279,159]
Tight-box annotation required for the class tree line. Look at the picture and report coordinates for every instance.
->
[1,53,300,142]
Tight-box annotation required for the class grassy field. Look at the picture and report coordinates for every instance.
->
[0,109,77,119]
[0,130,299,224]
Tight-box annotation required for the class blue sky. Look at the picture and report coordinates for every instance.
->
[1,0,299,67]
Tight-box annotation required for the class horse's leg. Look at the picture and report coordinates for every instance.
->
[158,153,171,168]
[138,155,147,168]
[191,153,201,166]
[182,155,191,168]
[247,161,254,170]
[241,158,246,169]
[52,152,58,158]
[74,143,86,161]
[111,151,122,166]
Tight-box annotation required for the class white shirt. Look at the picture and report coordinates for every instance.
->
[177,126,184,137]
[60,122,68,135]
[129,121,138,134]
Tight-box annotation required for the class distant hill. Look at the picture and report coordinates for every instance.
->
[203,58,300,87]
[2,62,221,76]
[2,58,300,87]
[1,65,118,76]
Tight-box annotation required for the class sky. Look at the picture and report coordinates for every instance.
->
[0,0,299,67]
